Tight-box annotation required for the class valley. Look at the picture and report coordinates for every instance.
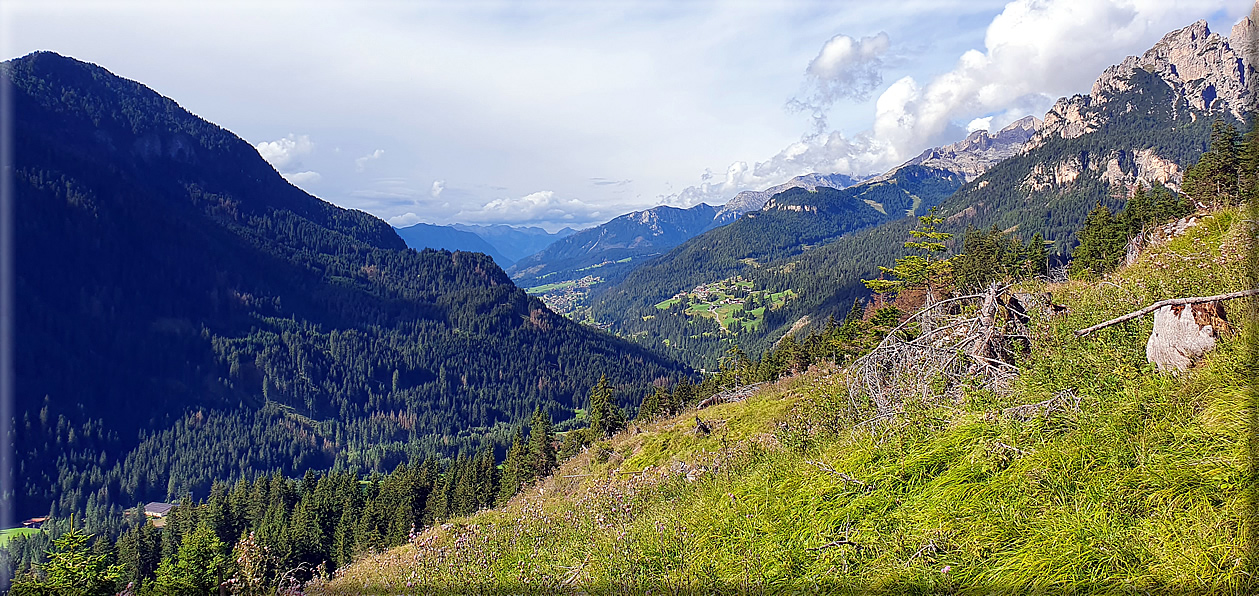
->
[3,5,1256,595]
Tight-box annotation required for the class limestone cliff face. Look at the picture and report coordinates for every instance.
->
[887,115,1040,184]
[1022,17,1256,194]
[1034,18,1256,149]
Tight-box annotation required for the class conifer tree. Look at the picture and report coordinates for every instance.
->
[586,375,624,438]
[1182,119,1241,207]
[863,208,953,300]
[1070,203,1125,277]
[527,406,557,480]
[497,427,528,504]
[11,525,123,596]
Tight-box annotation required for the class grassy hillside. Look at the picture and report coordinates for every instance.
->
[313,207,1255,594]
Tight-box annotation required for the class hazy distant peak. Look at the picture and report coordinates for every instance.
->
[885,115,1041,183]
[717,172,866,219]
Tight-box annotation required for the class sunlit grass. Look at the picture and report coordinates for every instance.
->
[312,207,1254,595]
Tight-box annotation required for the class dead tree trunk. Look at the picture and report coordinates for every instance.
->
[967,285,1002,375]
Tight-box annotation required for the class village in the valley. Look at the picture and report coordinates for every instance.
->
[653,276,795,332]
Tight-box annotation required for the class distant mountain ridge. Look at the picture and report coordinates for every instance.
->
[716,172,868,220]
[452,223,576,262]
[394,222,515,267]
[892,115,1040,182]
[508,203,725,287]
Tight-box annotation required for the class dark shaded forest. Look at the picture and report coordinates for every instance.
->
[6,51,689,536]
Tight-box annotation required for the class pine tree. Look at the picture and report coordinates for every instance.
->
[11,525,123,596]
[1182,119,1241,207]
[496,427,528,505]
[527,406,557,480]
[1070,204,1126,277]
[863,208,953,299]
[586,375,624,438]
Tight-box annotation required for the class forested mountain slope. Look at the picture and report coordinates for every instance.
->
[585,17,1256,370]
[508,203,724,289]
[319,203,1254,594]
[7,51,688,525]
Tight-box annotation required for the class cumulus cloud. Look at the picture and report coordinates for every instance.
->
[668,0,1237,207]
[255,134,314,170]
[283,171,322,185]
[387,212,425,227]
[788,32,890,132]
[355,149,385,172]
[967,116,995,133]
[430,179,446,198]
[455,190,617,227]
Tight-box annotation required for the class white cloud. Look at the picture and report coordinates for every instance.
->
[667,0,1247,207]
[254,134,314,170]
[455,190,617,227]
[967,116,994,133]
[789,32,890,132]
[283,171,322,185]
[355,149,385,172]
[430,179,445,198]
[387,212,424,227]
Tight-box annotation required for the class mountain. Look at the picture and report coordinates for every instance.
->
[451,223,576,263]
[580,118,1042,367]
[7,51,688,523]
[395,222,514,268]
[584,17,1255,370]
[507,203,725,290]
[716,172,868,220]
[322,200,1253,593]
[893,115,1040,181]
[507,174,869,306]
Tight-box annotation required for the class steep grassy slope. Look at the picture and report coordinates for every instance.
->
[314,206,1254,594]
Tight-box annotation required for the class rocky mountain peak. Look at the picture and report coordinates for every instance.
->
[715,172,866,220]
[892,115,1040,183]
[1031,16,1257,150]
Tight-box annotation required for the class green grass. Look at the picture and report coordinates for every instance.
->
[314,208,1255,594]
[526,280,578,293]
[1,527,40,547]
[653,279,796,332]
[655,297,681,310]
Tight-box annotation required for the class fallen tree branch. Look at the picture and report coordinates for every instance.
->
[807,539,858,551]
[1074,289,1259,337]
[805,460,874,489]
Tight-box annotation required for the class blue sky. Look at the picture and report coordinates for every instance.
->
[3,0,1253,230]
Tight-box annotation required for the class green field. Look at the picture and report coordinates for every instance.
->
[653,277,795,332]
[1,527,40,546]
[525,280,578,294]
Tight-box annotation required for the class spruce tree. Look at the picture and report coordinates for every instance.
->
[497,427,528,504]
[527,406,557,480]
[1070,204,1126,277]
[586,375,624,438]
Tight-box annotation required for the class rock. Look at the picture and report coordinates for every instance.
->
[1032,19,1257,152]
[1021,17,1257,195]
[1146,301,1231,372]
[872,116,1041,187]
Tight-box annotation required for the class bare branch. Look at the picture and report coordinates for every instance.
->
[1074,289,1259,336]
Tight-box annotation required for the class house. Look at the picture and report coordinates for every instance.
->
[20,517,47,529]
[143,502,176,518]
